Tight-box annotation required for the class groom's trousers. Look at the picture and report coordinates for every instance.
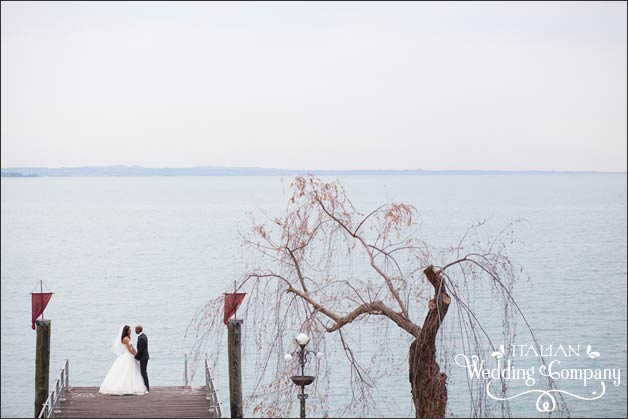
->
[139,359,150,391]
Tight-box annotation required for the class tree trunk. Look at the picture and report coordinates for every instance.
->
[409,266,451,418]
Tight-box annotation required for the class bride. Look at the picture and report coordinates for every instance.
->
[99,325,148,395]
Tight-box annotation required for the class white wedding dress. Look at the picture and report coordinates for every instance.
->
[99,327,148,395]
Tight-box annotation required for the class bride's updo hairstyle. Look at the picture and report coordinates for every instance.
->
[121,325,131,342]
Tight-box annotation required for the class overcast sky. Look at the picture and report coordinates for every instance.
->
[1,1,626,171]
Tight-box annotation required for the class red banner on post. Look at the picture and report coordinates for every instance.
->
[31,293,53,330]
[223,292,246,325]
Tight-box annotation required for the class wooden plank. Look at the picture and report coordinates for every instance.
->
[56,386,215,418]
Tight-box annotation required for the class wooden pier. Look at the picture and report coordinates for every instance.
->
[56,386,215,418]
[38,357,223,418]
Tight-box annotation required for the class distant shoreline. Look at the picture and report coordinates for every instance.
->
[1,166,626,178]
[0,172,39,178]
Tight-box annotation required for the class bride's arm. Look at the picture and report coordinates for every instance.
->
[123,337,137,355]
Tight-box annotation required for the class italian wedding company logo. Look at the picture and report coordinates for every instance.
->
[455,344,622,412]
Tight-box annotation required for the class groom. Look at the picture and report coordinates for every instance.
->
[134,325,150,392]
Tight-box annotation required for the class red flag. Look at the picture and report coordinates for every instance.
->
[223,292,246,325]
[31,293,53,330]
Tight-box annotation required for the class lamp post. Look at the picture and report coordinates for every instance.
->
[285,333,323,419]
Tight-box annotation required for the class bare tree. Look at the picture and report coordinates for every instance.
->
[187,175,568,418]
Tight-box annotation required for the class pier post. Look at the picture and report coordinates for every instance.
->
[34,320,51,417]
[184,354,189,387]
[227,318,243,418]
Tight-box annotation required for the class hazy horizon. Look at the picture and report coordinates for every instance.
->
[2,2,627,171]
[0,163,628,173]
[0,164,628,174]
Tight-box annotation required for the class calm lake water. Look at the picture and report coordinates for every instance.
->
[1,175,626,418]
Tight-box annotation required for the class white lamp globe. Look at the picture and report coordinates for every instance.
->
[315,352,324,360]
[284,353,293,362]
[296,333,310,346]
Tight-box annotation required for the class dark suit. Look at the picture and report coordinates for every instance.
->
[134,333,150,391]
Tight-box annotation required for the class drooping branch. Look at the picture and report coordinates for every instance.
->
[353,205,386,235]
[286,286,421,337]
[314,196,411,321]
[286,247,309,294]
[327,300,421,337]
[285,285,340,324]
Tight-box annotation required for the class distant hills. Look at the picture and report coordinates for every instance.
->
[1,165,624,177]
[0,171,39,177]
